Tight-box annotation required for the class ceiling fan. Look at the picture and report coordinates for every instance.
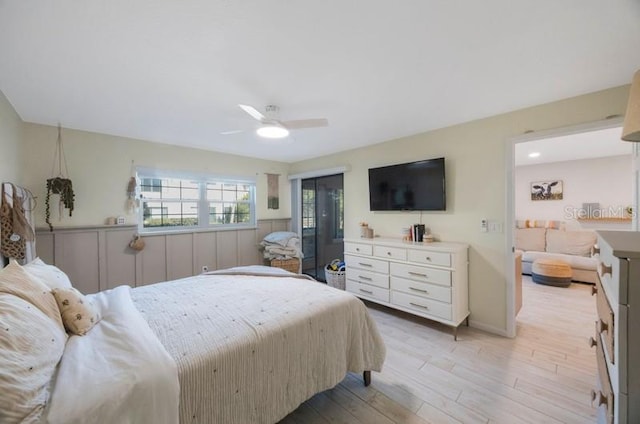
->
[222,104,328,139]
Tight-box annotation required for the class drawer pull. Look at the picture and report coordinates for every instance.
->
[359,288,373,294]
[425,256,432,261]
[355,248,360,252]
[599,262,612,277]
[596,319,608,334]
[591,285,597,296]
[409,271,428,278]
[588,337,597,348]
[358,262,373,267]
[409,302,429,310]
[590,389,608,407]
[358,275,372,281]
[591,246,600,256]
[409,287,429,294]
[387,251,392,256]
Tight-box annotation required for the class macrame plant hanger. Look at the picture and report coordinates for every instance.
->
[45,124,75,231]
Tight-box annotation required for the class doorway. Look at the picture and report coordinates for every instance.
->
[505,117,637,337]
[301,174,344,281]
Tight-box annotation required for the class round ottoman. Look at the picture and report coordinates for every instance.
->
[531,259,572,287]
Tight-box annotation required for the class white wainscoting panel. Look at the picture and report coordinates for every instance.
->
[35,219,290,293]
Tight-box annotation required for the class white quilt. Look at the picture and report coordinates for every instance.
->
[132,267,386,424]
[44,286,179,424]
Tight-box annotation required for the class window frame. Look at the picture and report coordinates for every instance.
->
[137,167,257,234]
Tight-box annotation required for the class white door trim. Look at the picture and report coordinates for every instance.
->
[504,117,625,338]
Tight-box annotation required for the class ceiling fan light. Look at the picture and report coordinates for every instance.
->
[256,125,289,139]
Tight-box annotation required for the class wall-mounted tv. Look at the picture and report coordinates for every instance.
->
[368,157,446,211]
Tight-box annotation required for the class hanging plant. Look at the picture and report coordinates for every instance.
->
[45,177,75,231]
[45,124,75,231]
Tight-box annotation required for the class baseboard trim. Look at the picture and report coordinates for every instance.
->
[468,319,510,338]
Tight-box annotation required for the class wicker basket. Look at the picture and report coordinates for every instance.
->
[270,258,300,273]
[325,268,346,290]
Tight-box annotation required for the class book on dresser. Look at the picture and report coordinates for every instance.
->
[343,237,469,339]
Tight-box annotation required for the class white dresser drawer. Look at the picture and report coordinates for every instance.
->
[390,262,451,287]
[344,254,389,274]
[346,280,390,303]
[391,276,451,303]
[344,242,372,256]
[596,237,624,305]
[407,249,451,267]
[346,269,389,288]
[391,291,452,321]
[374,245,407,261]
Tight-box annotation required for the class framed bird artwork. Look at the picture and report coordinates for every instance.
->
[530,180,563,201]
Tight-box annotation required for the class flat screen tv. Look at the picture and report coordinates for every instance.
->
[368,157,446,211]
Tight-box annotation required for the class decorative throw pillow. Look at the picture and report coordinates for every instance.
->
[52,287,101,336]
[0,293,66,424]
[0,261,65,333]
[514,227,546,252]
[23,258,72,290]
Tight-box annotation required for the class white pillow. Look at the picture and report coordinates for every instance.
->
[52,287,101,336]
[262,231,299,247]
[0,293,67,424]
[0,261,65,333]
[514,228,546,252]
[23,258,72,290]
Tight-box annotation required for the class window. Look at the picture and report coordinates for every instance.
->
[138,168,256,232]
[302,187,316,229]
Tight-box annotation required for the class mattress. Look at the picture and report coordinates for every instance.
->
[131,268,386,424]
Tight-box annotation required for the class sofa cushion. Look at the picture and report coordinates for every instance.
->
[546,229,596,257]
[515,228,546,252]
[521,251,598,271]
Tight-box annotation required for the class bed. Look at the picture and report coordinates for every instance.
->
[0,262,386,424]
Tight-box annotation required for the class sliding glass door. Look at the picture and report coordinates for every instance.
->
[301,174,344,281]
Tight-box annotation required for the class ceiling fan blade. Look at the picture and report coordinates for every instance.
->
[220,129,245,135]
[280,118,329,129]
[239,104,266,122]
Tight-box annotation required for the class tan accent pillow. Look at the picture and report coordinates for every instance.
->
[24,258,72,290]
[0,293,66,424]
[515,228,546,252]
[546,229,597,256]
[0,261,65,333]
[52,287,101,335]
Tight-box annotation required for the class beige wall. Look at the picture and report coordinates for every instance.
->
[289,85,631,333]
[0,90,23,183]
[21,123,291,228]
[516,155,633,230]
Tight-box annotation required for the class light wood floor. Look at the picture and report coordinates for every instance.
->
[279,276,597,424]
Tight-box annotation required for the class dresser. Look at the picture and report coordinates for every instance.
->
[592,231,640,424]
[344,237,469,339]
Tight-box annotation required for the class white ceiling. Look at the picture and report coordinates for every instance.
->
[1,1,639,163]
[515,126,632,166]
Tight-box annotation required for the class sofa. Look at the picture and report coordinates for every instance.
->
[515,227,598,284]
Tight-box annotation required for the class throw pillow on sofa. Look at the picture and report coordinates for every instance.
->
[546,229,596,257]
[515,228,546,252]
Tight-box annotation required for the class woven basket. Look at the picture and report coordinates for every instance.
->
[325,268,346,290]
[270,258,300,273]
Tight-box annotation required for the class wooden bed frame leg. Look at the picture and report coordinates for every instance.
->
[363,371,371,387]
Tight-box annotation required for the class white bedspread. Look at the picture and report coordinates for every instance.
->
[132,267,386,424]
[44,286,179,424]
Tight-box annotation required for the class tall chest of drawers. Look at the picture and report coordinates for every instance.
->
[593,231,640,424]
[344,238,469,339]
